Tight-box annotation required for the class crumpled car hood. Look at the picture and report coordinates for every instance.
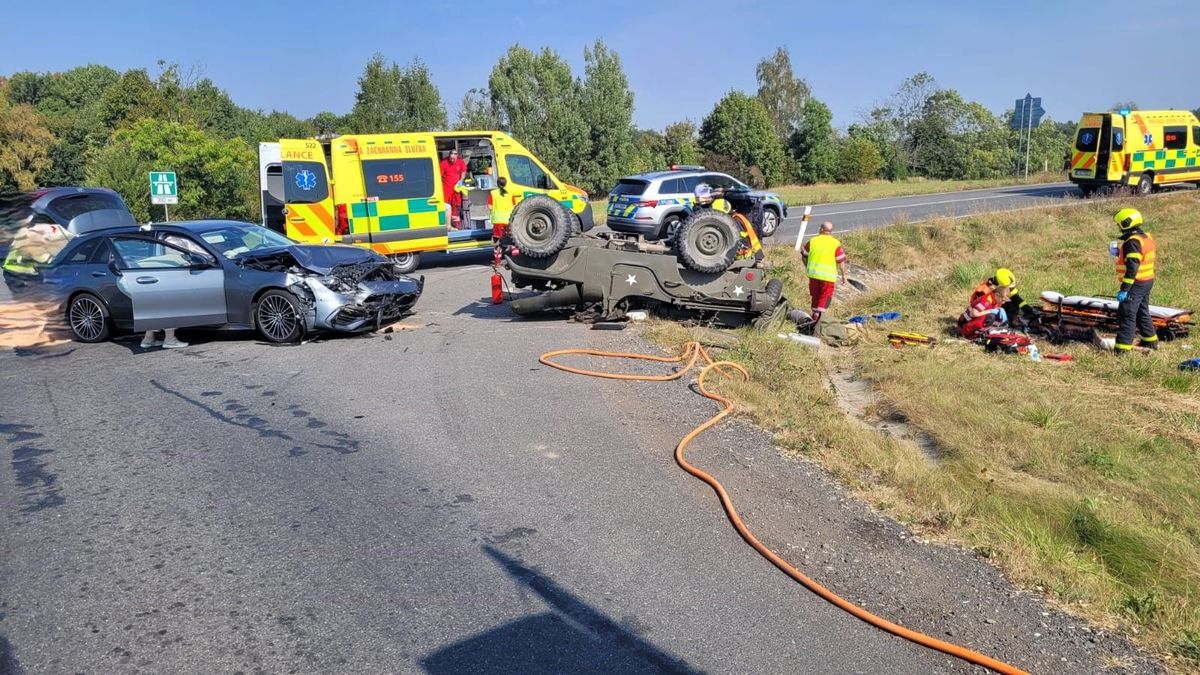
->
[237,244,383,275]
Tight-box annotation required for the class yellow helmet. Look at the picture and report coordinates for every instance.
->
[993,267,1015,289]
[1114,208,1143,231]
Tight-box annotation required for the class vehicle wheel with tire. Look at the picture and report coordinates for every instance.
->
[760,208,780,237]
[391,251,420,275]
[254,289,305,344]
[658,213,684,245]
[67,293,110,343]
[1135,172,1154,196]
[675,209,740,274]
[508,195,572,258]
[1078,185,1096,198]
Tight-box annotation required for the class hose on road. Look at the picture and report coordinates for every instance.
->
[539,340,1027,675]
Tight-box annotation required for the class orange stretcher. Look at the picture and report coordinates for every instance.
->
[1039,291,1192,341]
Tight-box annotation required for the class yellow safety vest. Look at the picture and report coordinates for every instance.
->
[806,233,841,282]
[1116,232,1156,283]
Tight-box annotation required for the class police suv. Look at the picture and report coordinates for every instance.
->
[606,166,788,241]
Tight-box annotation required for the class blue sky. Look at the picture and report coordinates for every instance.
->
[4,0,1197,130]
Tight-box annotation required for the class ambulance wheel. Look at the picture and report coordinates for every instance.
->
[391,252,420,275]
[1078,185,1096,198]
[508,195,572,258]
[676,210,740,274]
[1135,173,1153,196]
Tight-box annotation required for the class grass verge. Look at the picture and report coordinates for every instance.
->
[645,191,1200,669]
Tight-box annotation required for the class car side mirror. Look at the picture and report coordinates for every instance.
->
[536,175,554,190]
[107,257,123,276]
[187,253,213,268]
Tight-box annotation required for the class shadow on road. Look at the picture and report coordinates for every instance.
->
[419,546,699,675]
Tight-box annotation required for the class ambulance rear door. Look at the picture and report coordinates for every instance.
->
[279,139,336,243]
[355,134,447,256]
[1070,114,1105,181]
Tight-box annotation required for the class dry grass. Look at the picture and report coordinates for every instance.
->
[645,191,1200,669]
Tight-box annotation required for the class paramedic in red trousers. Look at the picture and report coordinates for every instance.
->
[1112,207,1158,354]
[958,275,1010,339]
[800,222,847,323]
[440,148,468,228]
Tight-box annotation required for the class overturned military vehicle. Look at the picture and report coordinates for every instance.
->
[501,190,787,328]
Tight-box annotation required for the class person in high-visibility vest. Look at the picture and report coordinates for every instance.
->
[799,222,848,322]
[1112,207,1159,354]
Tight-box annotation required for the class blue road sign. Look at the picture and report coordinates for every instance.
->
[1011,94,1045,130]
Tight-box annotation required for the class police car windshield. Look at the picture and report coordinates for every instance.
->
[197,226,294,259]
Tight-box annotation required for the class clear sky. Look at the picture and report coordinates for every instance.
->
[3,0,1197,130]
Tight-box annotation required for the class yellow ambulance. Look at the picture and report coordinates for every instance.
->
[259,131,593,273]
[1068,109,1200,196]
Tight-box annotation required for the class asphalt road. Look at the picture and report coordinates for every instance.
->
[0,213,1160,673]
[772,182,1082,244]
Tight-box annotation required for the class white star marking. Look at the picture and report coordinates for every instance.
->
[733,286,745,297]
[625,274,638,286]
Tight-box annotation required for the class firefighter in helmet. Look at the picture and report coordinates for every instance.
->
[1112,207,1158,354]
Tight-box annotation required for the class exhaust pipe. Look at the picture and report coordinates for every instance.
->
[510,285,585,316]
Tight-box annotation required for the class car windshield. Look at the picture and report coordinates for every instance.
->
[195,225,295,259]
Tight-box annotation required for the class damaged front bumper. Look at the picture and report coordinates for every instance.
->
[294,276,424,333]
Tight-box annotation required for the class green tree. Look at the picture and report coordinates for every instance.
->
[789,98,837,184]
[0,80,56,193]
[849,110,906,180]
[311,111,350,136]
[85,119,257,223]
[755,47,810,143]
[9,65,121,185]
[488,45,589,184]
[453,88,499,130]
[836,136,884,183]
[1110,101,1139,112]
[578,40,635,195]
[96,69,167,131]
[349,54,446,133]
[662,120,701,166]
[699,92,786,188]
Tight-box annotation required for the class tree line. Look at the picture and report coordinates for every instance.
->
[2,47,1196,221]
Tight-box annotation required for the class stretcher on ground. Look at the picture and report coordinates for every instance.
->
[1038,291,1192,341]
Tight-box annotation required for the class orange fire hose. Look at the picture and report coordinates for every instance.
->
[540,341,1027,675]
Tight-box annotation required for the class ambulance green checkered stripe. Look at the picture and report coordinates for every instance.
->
[378,215,410,229]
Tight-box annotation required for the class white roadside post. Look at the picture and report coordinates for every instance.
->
[793,205,813,251]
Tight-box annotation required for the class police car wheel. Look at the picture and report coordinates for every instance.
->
[67,293,110,343]
[659,214,683,244]
[676,210,740,274]
[508,195,572,258]
[760,208,779,237]
[391,252,420,275]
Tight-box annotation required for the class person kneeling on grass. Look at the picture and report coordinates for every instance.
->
[958,277,1010,339]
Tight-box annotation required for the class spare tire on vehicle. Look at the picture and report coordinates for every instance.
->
[508,195,573,258]
[675,209,740,273]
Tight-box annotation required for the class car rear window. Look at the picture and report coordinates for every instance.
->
[1075,128,1099,151]
[657,178,683,194]
[611,179,648,197]
[48,193,124,222]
